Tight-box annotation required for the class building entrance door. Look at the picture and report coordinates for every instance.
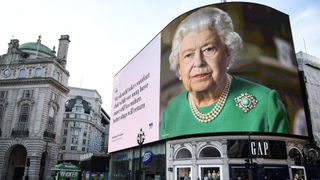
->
[5,145,27,180]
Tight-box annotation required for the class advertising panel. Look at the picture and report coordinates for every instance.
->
[109,2,308,152]
[109,35,161,152]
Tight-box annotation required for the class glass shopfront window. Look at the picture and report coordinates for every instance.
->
[175,166,191,180]
[199,165,221,180]
[291,166,306,180]
[229,164,290,180]
[111,143,165,180]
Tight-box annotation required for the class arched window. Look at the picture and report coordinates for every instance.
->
[289,148,303,165]
[18,104,30,130]
[19,69,27,78]
[35,68,42,77]
[47,106,55,132]
[176,148,192,159]
[199,147,221,158]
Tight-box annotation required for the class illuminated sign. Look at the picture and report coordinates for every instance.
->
[108,2,309,153]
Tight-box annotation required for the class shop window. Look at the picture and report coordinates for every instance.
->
[291,166,306,180]
[176,148,192,159]
[199,165,221,180]
[175,166,191,180]
[289,148,303,165]
[229,166,248,180]
[199,146,221,158]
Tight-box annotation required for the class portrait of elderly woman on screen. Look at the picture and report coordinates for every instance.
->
[160,7,289,139]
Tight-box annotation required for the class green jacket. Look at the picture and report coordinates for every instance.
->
[160,76,289,139]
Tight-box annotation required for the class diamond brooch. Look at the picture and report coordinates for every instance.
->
[234,93,258,112]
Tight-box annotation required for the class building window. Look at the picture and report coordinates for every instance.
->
[19,69,27,78]
[47,106,55,132]
[64,121,68,127]
[72,129,79,136]
[0,105,4,126]
[82,139,86,145]
[289,148,303,165]
[0,91,8,99]
[72,137,78,144]
[71,146,77,151]
[61,146,65,150]
[23,90,33,98]
[199,165,221,180]
[35,68,42,77]
[69,114,75,118]
[82,147,86,152]
[51,92,59,102]
[83,131,87,137]
[176,166,192,180]
[75,114,81,119]
[54,71,62,82]
[62,137,67,144]
[176,148,192,159]
[18,104,30,130]
[63,129,68,136]
[199,147,221,158]
[75,106,82,112]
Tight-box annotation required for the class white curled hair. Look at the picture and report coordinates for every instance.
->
[169,7,243,75]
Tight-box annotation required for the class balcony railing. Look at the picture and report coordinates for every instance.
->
[43,130,56,139]
[11,128,29,137]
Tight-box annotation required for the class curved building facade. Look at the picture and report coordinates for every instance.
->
[108,2,320,180]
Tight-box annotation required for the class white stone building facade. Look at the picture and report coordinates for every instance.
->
[0,35,70,179]
[60,87,109,164]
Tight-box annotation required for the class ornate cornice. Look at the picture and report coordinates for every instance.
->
[0,77,69,93]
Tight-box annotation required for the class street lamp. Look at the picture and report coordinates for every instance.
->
[136,128,145,180]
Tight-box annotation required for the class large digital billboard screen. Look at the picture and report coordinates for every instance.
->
[109,2,308,153]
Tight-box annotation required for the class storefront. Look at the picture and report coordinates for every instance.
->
[165,135,316,180]
[110,142,166,180]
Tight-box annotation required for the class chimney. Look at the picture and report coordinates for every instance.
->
[57,35,70,68]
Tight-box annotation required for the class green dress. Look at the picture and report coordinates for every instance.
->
[160,76,289,139]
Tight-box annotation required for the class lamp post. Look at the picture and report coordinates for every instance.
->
[136,128,145,180]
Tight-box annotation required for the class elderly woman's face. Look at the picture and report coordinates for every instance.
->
[178,28,229,93]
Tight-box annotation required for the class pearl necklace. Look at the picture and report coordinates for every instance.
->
[189,74,232,123]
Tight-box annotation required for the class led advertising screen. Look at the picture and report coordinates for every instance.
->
[109,2,308,153]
